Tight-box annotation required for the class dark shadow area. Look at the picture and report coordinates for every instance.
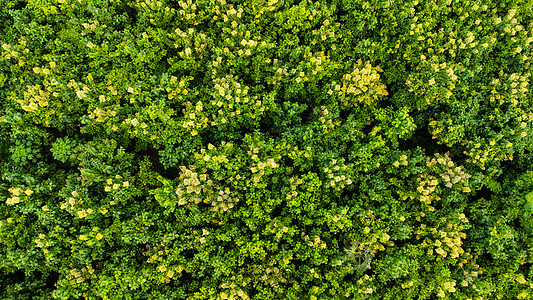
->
[127,139,180,180]
[8,269,25,284]
[378,99,394,110]
[339,109,350,121]
[115,4,137,28]
[46,126,66,139]
[186,66,208,87]
[469,186,493,203]
[258,116,280,138]
[45,271,59,289]
[14,1,27,10]
[501,154,530,176]
[398,125,450,156]
[362,122,376,135]
[299,103,314,127]
[339,186,358,206]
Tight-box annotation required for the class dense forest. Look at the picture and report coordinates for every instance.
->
[1,0,533,299]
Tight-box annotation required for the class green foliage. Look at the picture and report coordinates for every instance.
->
[50,137,77,163]
[1,0,533,299]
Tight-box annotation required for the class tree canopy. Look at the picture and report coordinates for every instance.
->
[1,0,533,299]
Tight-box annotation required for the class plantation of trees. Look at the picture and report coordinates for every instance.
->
[1,0,533,299]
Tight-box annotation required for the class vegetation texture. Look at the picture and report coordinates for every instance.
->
[1,0,533,299]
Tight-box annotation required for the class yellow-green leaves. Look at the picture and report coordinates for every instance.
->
[334,59,388,109]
